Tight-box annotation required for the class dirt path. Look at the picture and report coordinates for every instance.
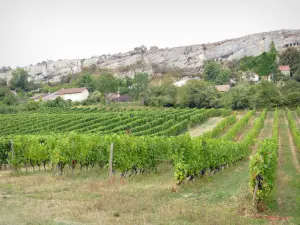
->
[189,117,223,137]
[273,111,300,221]
[292,111,300,129]
[276,112,285,211]
[257,111,274,140]
[286,114,300,174]
[235,114,257,142]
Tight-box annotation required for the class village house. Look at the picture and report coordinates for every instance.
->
[260,74,272,82]
[242,73,259,83]
[278,65,291,77]
[55,88,89,102]
[31,88,90,102]
[215,84,230,92]
[106,93,131,102]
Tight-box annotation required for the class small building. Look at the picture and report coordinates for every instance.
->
[260,74,272,82]
[242,73,259,83]
[215,84,230,92]
[55,88,89,102]
[106,93,132,102]
[106,93,120,102]
[278,65,291,77]
[250,74,260,82]
[117,95,131,102]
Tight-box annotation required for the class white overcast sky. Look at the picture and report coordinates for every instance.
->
[0,0,299,68]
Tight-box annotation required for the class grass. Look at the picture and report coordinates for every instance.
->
[1,110,300,224]
[270,111,300,224]
[188,117,224,137]
[0,162,268,225]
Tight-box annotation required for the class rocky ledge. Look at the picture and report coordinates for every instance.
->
[1,29,300,83]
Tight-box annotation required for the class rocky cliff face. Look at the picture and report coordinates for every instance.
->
[1,29,300,83]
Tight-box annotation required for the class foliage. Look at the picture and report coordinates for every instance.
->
[254,81,282,108]
[221,110,254,141]
[145,76,177,107]
[239,41,277,76]
[77,73,95,92]
[173,109,267,184]
[25,99,40,111]
[279,47,300,75]
[249,108,278,203]
[129,73,150,100]
[94,73,119,96]
[82,91,102,105]
[3,93,18,105]
[201,113,237,139]
[203,62,230,84]
[287,108,300,150]
[43,97,71,108]
[10,68,31,91]
[221,83,254,110]
[0,86,10,100]
[177,80,220,108]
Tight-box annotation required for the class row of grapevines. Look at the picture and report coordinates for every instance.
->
[173,109,267,184]
[221,110,254,141]
[249,108,278,204]
[201,113,237,139]
[189,109,231,126]
[0,133,171,175]
[286,108,300,150]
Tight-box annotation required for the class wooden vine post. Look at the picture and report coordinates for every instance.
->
[10,139,14,172]
[109,143,114,180]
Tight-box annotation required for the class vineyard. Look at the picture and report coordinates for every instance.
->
[0,107,300,224]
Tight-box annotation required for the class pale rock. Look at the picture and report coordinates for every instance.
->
[1,29,300,83]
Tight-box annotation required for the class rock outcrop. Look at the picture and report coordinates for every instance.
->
[1,29,300,83]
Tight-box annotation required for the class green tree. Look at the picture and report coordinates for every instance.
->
[10,68,30,91]
[177,80,219,108]
[3,93,18,105]
[77,73,95,92]
[0,86,10,100]
[221,83,254,110]
[129,73,149,100]
[279,47,300,75]
[0,78,7,87]
[25,99,40,111]
[83,91,102,105]
[203,62,230,84]
[240,41,277,76]
[293,69,300,82]
[94,73,119,103]
[254,81,282,108]
[215,70,230,85]
[145,76,177,107]
[286,92,300,107]
[119,77,133,95]
[203,62,222,82]
[95,73,119,94]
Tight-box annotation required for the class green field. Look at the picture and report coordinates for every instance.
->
[0,107,300,224]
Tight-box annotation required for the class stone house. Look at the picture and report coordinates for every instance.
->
[55,88,89,102]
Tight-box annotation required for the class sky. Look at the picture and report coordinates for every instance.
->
[0,0,299,68]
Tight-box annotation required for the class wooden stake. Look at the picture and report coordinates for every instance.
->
[10,140,14,172]
[253,180,258,208]
[109,143,114,178]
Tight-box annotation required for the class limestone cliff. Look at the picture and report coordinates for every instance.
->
[1,29,300,83]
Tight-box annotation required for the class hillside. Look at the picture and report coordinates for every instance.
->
[1,29,300,83]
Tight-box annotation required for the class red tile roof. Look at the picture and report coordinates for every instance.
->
[278,65,290,71]
[56,88,87,95]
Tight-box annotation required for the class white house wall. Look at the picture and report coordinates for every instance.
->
[62,90,89,102]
